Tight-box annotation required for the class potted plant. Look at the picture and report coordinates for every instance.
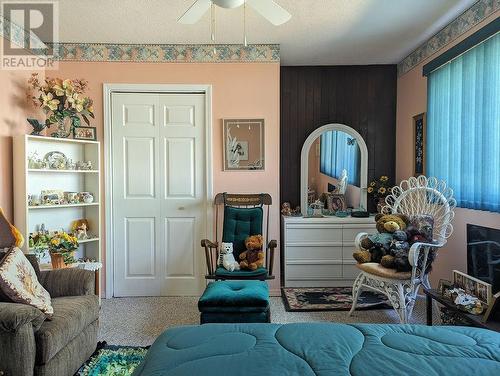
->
[48,232,78,269]
[367,175,392,213]
[28,73,95,138]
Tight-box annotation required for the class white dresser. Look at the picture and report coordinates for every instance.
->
[282,215,376,287]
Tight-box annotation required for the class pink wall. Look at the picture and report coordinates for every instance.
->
[396,13,500,286]
[0,60,281,295]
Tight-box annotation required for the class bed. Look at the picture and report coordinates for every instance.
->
[132,323,500,375]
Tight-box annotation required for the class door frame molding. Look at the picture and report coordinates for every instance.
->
[103,84,213,298]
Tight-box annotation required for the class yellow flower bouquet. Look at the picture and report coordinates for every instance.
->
[367,175,392,210]
[28,73,95,138]
[48,231,79,268]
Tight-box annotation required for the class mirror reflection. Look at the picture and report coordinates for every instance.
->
[308,130,361,209]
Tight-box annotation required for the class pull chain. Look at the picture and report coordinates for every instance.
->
[243,0,247,47]
[211,3,217,55]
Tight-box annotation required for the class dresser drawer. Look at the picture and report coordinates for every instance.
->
[286,262,343,280]
[286,245,343,261]
[342,225,376,244]
[285,224,342,244]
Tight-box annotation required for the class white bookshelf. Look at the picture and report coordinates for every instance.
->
[13,135,102,294]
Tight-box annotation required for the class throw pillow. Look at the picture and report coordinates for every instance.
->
[0,247,53,316]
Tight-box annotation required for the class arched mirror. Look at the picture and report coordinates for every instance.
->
[300,124,368,215]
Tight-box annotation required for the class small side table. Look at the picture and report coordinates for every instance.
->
[423,288,500,332]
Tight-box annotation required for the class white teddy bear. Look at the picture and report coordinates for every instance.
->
[219,242,240,272]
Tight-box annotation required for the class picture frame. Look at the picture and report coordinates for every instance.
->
[438,279,453,296]
[482,292,500,323]
[413,113,426,176]
[223,119,265,171]
[452,270,492,306]
[73,126,97,141]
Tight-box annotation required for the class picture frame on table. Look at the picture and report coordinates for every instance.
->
[452,270,492,306]
[73,126,97,141]
[438,279,453,296]
[413,113,426,176]
[482,292,500,323]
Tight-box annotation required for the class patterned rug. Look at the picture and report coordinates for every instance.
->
[282,287,390,312]
[76,342,148,376]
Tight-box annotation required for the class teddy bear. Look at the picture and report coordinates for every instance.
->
[239,235,264,271]
[218,242,240,272]
[353,213,409,265]
[380,215,436,272]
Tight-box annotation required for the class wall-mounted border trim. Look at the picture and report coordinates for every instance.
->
[398,0,499,76]
[0,15,279,63]
[49,43,280,63]
[423,18,499,76]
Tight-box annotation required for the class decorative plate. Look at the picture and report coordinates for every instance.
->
[44,151,67,170]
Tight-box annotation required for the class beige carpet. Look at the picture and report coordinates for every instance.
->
[98,296,440,346]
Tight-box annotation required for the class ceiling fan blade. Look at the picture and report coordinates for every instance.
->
[246,0,291,25]
[178,0,212,24]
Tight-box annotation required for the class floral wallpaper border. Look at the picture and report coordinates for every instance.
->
[398,0,499,76]
[48,43,280,63]
[0,15,279,63]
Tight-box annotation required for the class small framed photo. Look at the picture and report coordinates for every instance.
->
[452,270,492,306]
[73,126,97,141]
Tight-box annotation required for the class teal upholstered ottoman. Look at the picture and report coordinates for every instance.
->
[198,281,270,324]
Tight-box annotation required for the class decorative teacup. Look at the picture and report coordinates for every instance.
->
[79,192,94,203]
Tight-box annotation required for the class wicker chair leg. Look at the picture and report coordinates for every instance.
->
[349,272,365,316]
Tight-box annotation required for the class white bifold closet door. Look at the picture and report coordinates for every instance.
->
[111,92,206,296]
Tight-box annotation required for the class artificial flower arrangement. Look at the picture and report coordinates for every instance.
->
[27,73,94,137]
[48,231,79,268]
[367,175,392,211]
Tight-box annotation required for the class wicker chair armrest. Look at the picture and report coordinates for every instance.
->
[408,241,445,266]
[354,232,370,250]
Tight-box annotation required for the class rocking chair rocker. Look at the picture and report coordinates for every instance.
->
[201,193,277,280]
[349,176,456,323]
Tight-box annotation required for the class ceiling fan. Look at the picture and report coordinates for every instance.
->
[178,0,292,26]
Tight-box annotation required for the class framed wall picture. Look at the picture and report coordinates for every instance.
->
[73,126,97,141]
[452,270,492,306]
[413,113,426,176]
[223,119,264,171]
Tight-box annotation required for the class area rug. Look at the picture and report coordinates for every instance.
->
[282,287,390,312]
[76,342,148,376]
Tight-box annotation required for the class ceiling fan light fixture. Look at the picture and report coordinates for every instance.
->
[213,0,245,9]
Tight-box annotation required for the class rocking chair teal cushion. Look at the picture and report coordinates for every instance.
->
[222,206,263,259]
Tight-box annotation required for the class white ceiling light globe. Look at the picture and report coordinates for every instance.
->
[212,0,245,9]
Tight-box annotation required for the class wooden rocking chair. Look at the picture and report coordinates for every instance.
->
[201,193,277,280]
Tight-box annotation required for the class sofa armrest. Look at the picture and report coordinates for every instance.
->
[0,303,41,376]
[40,268,95,298]
[0,302,45,333]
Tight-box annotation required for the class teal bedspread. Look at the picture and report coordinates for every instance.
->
[132,323,500,375]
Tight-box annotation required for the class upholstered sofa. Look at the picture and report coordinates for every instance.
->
[0,255,99,376]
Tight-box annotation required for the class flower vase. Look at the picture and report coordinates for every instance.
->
[376,197,386,213]
[53,118,72,138]
[50,251,75,269]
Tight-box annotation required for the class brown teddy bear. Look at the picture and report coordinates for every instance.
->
[353,213,409,265]
[239,235,264,271]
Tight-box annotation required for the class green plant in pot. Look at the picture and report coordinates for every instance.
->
[28,73,95,138]
[48,232,78,269]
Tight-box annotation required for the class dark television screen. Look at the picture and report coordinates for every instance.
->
[467,224,500,294]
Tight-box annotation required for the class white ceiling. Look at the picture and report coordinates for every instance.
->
[52,0,476,65]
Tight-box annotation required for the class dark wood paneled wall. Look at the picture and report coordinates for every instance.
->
[280,65,397,209]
